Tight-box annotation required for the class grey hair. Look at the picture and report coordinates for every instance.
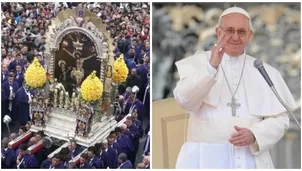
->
[126,87,132,93]
[101,139,108,144]
[218,15,253,31]
[118,153,127,162]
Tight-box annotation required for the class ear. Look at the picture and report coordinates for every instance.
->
[247,30,254,42]
[215,27,221,37]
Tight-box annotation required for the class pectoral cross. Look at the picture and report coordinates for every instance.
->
[227,97,241,116]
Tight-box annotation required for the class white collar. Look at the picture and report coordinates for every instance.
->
[118,161,127,168]
[223,51,245,63]
[89,157,94,164]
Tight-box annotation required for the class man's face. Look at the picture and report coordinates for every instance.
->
[132,40,137,46]
[35,134,42,141]
[5,13,10,19]
[51,158,60,166]
[20,150,26,156]
[71,142,77,150]
[16,55,21,60]
[8,76,14,82]
[19,129,24,135]
[16,64,22,71]
[2,49,7,56]
[145,42,150,49]
[87,151,94,159]
[216,13,253,57]
[79,157,86,164]
[40,29,45,35]
[22,46,28,53]
[28,138,36,146]
[2,65,7,72]
[125,119,132,127]
[107,137,115,145]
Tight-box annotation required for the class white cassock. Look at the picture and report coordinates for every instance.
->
[173,50,297,169]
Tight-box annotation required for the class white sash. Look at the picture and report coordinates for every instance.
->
[143,131,150,155]
[17,157,24,169]
[89,157,94,165]
[25,89,32,119]
[9,85,13,111]
[118,163,124,169]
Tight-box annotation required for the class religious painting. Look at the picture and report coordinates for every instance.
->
[31,108,46,126]
[75,105,92,137]
[75,119,89,137]
[54,32,101,94]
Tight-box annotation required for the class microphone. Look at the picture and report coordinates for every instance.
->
[253,60,274,87]
[253,59,300,128]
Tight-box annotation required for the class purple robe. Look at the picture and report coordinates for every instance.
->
[40,159,51,169]
[122,93,130,101]
[14,71,24,88]
[2,81,19,122]
[50,162,65,169]
[98,151,109,169]
[106,147,118,168]
[2,89,8,124]
[111,142,122,155]
[136,65,148,84]
[2,148,16,168]
[128,124,140,138]
[126,58,137,72]
[123,130,134,141]
[125,99,145,122]
[71,147,81,159]
[78,162,92,169]
[117,134,134,155]
[88,157,102,168]
[17,154,38,168]
[118,160,133,169]
[15,87,31,126]
[115,114,125,122]
[128,124,140,161]
[8,60,25,72]
[1,71,8,83]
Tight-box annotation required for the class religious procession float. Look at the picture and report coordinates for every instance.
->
[7,6,131,164]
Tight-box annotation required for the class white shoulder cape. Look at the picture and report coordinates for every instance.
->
[175,50,298,117]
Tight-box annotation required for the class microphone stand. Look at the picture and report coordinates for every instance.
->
[271,86,301,128]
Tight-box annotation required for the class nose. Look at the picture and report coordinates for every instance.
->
[232,31,240,41]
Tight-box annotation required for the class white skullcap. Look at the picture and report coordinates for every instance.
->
[219,7,250,20]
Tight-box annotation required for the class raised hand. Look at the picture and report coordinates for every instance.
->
[209,34,232,69]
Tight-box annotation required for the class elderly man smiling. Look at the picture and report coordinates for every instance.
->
[174,7,296,169]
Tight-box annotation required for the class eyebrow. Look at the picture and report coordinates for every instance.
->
[225,27,247,30]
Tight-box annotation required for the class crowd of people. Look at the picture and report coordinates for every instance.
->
[1,2,150,169]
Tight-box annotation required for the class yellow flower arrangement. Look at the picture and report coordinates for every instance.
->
[80,71,104,102]
[112,55,128,83]
[24,58,47,89]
